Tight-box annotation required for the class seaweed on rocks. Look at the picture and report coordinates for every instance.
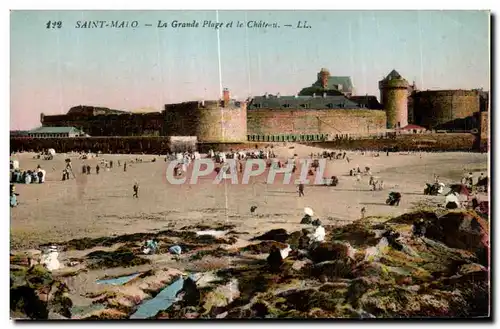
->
[41,228,237,252]
[241,241,289,254]
[189,247,238,261]
[308,242,352,264]
[251,229,289,243]
[10,265,73,320]
[329,221,379,248]
[11,285,49,319]
[180,224,236,231]
[85,246,150,269]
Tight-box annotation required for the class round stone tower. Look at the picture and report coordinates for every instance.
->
[379,69,409,129]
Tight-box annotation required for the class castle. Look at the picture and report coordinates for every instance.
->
[39,69,489,143]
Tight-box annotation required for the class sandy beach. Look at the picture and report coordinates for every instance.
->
[10,144,487,250]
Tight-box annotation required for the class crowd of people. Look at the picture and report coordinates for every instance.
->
[10,165,46,185]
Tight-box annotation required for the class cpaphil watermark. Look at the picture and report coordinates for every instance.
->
[165,158,327,185]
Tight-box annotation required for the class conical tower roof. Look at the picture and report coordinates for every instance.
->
[384,69,403,81]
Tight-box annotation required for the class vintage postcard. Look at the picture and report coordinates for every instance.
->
[9,10,490,320]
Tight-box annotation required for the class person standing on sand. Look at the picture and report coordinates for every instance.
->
[96,164,100,175]
[298,183,305,197]
[133,182,139,198]
[361,207,366,219]
[124,162,127,172]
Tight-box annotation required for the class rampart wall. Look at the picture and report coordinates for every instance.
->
[42,112,164,136]
[164,101,247,143]
[413,90,480,129]
[247,109,386,136]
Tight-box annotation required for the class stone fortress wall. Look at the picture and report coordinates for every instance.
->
[41,106,164,137]
[32,69,488,149]
[163,99,247,143]
[246,109,387,139]
[412,90,481,129]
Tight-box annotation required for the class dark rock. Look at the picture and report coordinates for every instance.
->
[189,247,237,260]
[309,242,350,263]
[180,277,201,307]
[411,211,489,266]
[10,265,72,320]
[330,221,379,248]
[226,307,253,318]
[251,302,269,318]
[252,229,289,243]
[310,260,354,280]
[11,285,48,319]
[267,246,284,272]
[345,277,372,309]
[240,241,288,254]
[85,247,150,269]
[286,231,302,249]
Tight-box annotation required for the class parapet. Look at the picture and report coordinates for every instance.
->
[164,100,246,112]
[379,79,410,90]
[413,89,481,98]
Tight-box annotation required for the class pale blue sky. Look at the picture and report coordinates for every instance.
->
[10,10,490,130]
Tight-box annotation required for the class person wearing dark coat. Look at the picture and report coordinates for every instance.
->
[298,183,305,197]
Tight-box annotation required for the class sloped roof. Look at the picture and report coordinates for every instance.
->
[248,95,363,110]
[349,96,383,109]
[29,126,83,134]
[312,76,354,92]
[130,107,161,113]
[400,124,426,130]
[382,69,405,82]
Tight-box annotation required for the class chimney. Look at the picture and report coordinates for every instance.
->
[277,93,280,98]
[313,93,316,98]
[319,68,330,88]
[264,92,269,99]
[223,88,230,107]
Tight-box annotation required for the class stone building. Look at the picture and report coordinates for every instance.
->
[299,68,354,97]
[27,126,87,138]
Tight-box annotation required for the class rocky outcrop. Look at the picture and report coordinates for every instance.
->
[10,265,73,320]
[11,209,490,319]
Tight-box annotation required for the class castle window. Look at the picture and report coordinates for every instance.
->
[282,104,291,108]
[300,104,310,109]
[253,104,261,109]
[326,103,334,108]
